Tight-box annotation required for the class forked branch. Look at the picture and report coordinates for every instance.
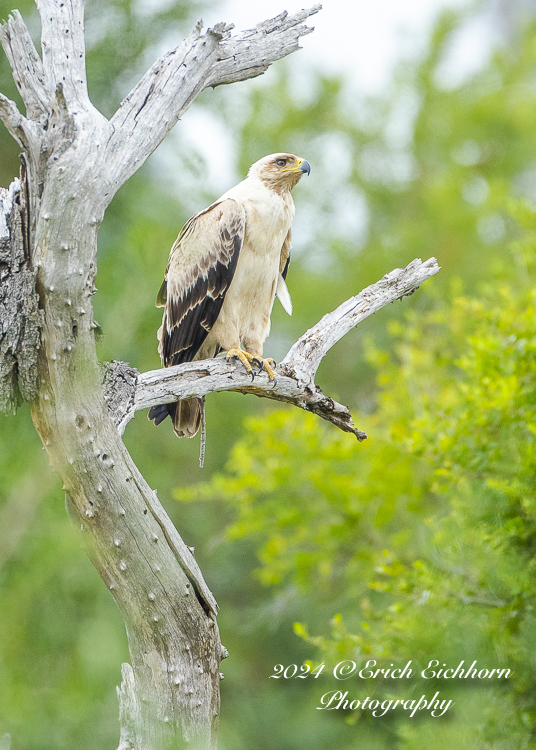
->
[105,6,320,190]
[106,258,440,440]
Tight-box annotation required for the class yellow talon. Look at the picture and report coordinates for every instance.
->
[226,348,256,380]
[225,349,277,382]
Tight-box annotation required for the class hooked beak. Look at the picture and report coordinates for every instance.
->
[298,159,311,176]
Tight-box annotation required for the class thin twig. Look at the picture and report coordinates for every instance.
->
[199,397,206,468]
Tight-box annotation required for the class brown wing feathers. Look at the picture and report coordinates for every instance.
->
[165,253,235,362]
[163,205,244,365]
[148,200,245,435]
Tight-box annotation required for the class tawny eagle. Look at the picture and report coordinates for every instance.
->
[148,152,311,438]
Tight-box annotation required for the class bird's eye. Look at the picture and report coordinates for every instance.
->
[276,158,287,167]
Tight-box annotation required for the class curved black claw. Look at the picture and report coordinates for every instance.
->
[252,357,278,375]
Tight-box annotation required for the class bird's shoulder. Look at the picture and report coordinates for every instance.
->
[156,198,246,308]
[173,197,244,250]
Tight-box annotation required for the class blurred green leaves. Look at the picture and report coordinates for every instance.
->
[183,201,536,747]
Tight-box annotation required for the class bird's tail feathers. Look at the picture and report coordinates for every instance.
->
[173,398,203,438]
[148,399,203,438]
[148,403,172,426]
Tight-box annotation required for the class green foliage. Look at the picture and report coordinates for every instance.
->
[183,205,536,747]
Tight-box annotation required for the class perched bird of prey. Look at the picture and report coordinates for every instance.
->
[148,152,311,438]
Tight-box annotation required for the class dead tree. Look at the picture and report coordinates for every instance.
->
[0,1,440,747]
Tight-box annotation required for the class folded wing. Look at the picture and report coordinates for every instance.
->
[158,198,246,366]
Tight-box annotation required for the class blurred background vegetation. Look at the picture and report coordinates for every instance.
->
[1,0,536,747]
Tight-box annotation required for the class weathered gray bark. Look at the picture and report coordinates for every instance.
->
[0,178,42,412]
[0,1,321,748]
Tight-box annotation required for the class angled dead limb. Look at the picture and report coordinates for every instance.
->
[0,1,320,748]
[106,258,440,440]
[104,6,321,191]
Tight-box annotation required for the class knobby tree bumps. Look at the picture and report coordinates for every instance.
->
[0,1,438,747]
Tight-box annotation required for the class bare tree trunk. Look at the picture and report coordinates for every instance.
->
[0,2,320,747]
[0,2,440,748]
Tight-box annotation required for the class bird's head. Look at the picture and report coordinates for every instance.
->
[249,153,311,192]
